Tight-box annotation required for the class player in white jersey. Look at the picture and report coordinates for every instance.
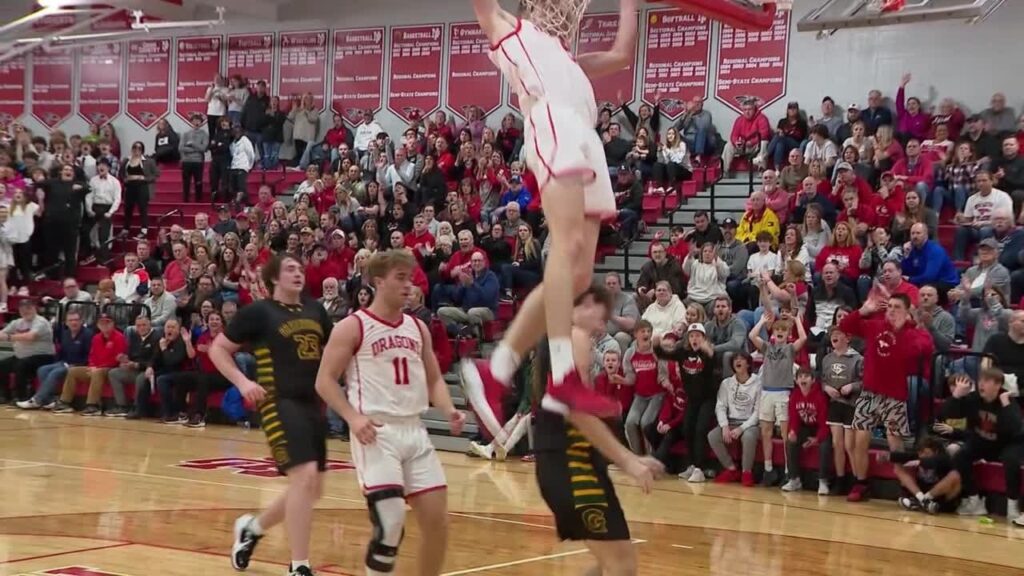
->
[461,0,638,440]
[316,249,466,576]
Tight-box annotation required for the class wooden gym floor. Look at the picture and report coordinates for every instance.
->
[1,411,1022,575]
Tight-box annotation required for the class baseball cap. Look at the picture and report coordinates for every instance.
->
[847,103,859,111]
[217,204,230,213]
[300,226,314,235]
[967,114,983,123]
[721,217,738,228]
[235,211,248,220]
[687,323,706,335]
[331,228,345,237]
[97,312,114,323]
[835,161,854,172]
[978,238,1000,250]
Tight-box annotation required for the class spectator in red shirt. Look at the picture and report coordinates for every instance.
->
[322,113,353,164]
[780,367,830,492]
[815,221,863,288]
[839,293,935,502]
[304,245,343,299]
[593,348,633,433]
[837,187,877,241]
[496,113,522,163]
[53,313,127,416]
[163,241,192,296]
[827,162,874,207]
[723,100,771,176]
[185,311,233,427]
[930,98,966,140]
[405,213,436,262]
[892,138,934,204]
[895,73,932,142]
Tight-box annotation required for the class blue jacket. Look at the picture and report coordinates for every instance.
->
[57,326,93,365]
[455,269,500,312]
[499,187,531,213]
[998,227,1024,272]
[902,240,960,286]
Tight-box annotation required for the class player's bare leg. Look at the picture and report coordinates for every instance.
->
[585,539,638,575]
[284,462,323,568]
[408,489,450,575]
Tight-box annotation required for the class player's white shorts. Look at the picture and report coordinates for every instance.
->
[523,101,616,220]
[351,415,447,498]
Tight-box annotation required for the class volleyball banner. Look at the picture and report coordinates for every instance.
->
[174,36,222,123]
[0,58,27,125]
[331,28,385,125]
[446,22,500,120]
[31,48,74,129]
[641,9,712,120]
[77,42,123,125]
[126,38,171,128]
[388,24,444,122]
[278,30,329,110]
[226,33,274,87]
[576,13,639,111]
[714,10,791,114]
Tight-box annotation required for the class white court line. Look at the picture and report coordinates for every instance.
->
[448,511,555,530]
[0,462,46,471]
[442,539,647,575]
[672,544,694,549]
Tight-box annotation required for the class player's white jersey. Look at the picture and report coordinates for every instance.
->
[488,18,597,125]
[345,310,429,418]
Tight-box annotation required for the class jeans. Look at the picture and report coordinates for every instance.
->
[953,225,994,261]
[0,354,56,401]
[261,141,281,171]
[767,135,800,168]
[856,274,875,303]
[947,356,981,381]
[182,161,204,202]
[931,184,968,215]
[617,208,639,240]
[298,142,326,170]
[625,393,664,454]
[235,352,256,379]
[500,264,541,292]
[683,126,713,157]
[327,408,347,436]
[681,400,716,469]
[227,110,241,125]
[913,181,931,204]
[785,424,833,480]
[32,362,70,405]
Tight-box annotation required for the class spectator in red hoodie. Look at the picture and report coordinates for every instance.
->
[839,293,935,502]
[185,310,233,427]
[54,313,127,417]
[780,367,830,492]
[322,113,354,165]
[836,187,877,241]
[405,213,436,263]
[304,244,344,299]
[723,100,771,177]
[325,229,353,278]
[815,221,862,289]
[895,73,932,142]
[594,348,633,439]
[873,171,905,229]
[891,138,934,204]
[827,162,874,207]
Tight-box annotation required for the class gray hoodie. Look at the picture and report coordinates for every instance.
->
[818,347,863,406]
[704,315,747,355]
[179,128,209,164]
[716,239,748,281]
[715,373,762,429]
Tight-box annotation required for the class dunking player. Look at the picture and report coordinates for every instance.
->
[315,250,466,576]
[209,254,332,576]
[535,284,663,575]
[461,0,639,436]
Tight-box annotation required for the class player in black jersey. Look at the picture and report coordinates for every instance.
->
[533,284,663,575]
[209,254,333,576]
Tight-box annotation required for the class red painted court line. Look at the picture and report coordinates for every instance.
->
[0,542,132,565]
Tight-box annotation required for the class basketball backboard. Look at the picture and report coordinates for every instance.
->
[797,0,1006,33]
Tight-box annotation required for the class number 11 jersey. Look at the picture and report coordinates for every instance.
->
[345,310,428,418]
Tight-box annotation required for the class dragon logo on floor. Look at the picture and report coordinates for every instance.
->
[15,567,128,576]
[175,457,354,478]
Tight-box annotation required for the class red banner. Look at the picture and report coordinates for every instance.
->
[388,24,444,122]
[446,22,500,121]
[126,38,171,129]
[227,33,274,87]
[91,9,131,31]
[278,30,328,110]
[174,35,222,122]
[331,28,385,125]
[0,58,26,125]
[576,13,638,111]
[641,9,711,120]
[31,48,74,129]
[32,2,75,31]
[77,42,123,125]
[714,10,790,114]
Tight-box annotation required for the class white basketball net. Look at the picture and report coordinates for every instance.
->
[521,0,591,44]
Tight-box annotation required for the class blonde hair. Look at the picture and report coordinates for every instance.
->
[829,221,856,248]
[366,249,416,284]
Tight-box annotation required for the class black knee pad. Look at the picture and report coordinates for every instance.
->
[365,488,406,573]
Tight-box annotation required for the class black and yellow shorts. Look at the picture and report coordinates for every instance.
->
[534,432,630,542]
[260,396,327,475]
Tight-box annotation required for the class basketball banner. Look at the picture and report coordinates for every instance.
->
[77,42,123,125]
[331,28,385,125]
[32,2,75,31]
[0,58,27,125]
[388,24,444,122]
[714,10,790,114]
[174,36,222,122]
[641,9,711,120]
[278,30,328,110]
[446,22,500,120]
[576,13,639,111]
[31,48,74,129]
[126,38,171,129]
[226,33,274,87]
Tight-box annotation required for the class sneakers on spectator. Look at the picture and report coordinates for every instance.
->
[459,359,510,442]
[714,468,741,484]
[468,441,493,460]
[741,471,755,487]
[957,495,987,516]
[686,468,706,483]
[80,405,102,417]
[520,454,535,463]
[1011,511,1024,527]
[185,414,206,428]
[288,566,314,576]
[922,498,941,515]
[161,414,182,425]
[51,401,74,414]
[781,478,803,492]
[760,468,781,487]
[79,255,96,266]
[677,465,696,480]
[499,289,514,303]
[125,409,142,420]
[230,513,263,571]
[494,443,509,462]
[818,479,830,496]
[846,482,870,503]
[15,398,41,410]
[898,497,922,511]
[545,369,621,420]
[42,400,56,410]
[104,405,128,418]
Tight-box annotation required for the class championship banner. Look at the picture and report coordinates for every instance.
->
[77,42,123,125]
[0,58,27,125]
[576,13,638,111]
[446,22,500,121]
[174,36,222,122]
[387,24,444,122]
[227,34,274,87]
[126,38,171,128]
[31,48,74,129]
[331,28,385,125]
[278,30,329,110]
[641,9,711,120]
[714,10,791,114]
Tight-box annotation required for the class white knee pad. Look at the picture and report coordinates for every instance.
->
[366,489,406,573]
